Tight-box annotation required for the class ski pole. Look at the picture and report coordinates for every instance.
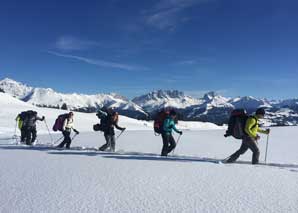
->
[71,133,78,141]
[172,134,182,155]
[52,135,64,145]
[14,120,18,144]
[265,133,270,163]
[0,136,19,140]
[44,119,53,143]
[116,130,125,140]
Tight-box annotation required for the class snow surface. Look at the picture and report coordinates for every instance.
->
[0,93,298,213]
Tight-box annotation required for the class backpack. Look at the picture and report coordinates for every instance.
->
[153,110,170,135]
[17,111,27,129]
[111,112,119,124]
[93,110,119,132]
[53,114,69,132]
[225,109,257,139]
[18,110,37,129]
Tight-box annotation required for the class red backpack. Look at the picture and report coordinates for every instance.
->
[153,110,170,135]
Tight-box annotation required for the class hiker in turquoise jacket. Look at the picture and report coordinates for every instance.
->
[161,110,182,156]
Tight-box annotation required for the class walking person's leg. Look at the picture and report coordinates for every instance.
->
[99,134,110,151]
[110,135,116,152]
[31,128,37,144]
[65,132,72,149]
[244,136,260,164]
[21,128,26,143]
[226,141,249,163]
[25,128,32,145]
[167,134,176,154]
[161,134,169,156]
[57,131,68,148]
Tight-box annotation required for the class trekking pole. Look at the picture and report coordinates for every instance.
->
[44,119,53,143]
[14,120,18,144]
[71,133,78,141]
[116,130,125,140]
[172,134,182,155]
[52,135,64,146]
[265,133,270,164]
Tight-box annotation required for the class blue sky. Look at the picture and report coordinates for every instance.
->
[0,0,297,99]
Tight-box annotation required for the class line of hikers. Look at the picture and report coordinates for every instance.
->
[15,107,270,164]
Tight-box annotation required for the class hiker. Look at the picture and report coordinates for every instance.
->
[16,113,26,143]
[17,110,45,145]
[161,110,182,156]
[57,112,79,149]
[97,108,126,152]
[225,108,270,164]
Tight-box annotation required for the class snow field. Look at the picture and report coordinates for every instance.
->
[0,128,298,213]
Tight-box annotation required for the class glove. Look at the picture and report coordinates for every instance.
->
[178,131,183,135]
[266,128,270,134]
[74,129,80,134]
[121,127,126,132]
[255,135,260,140]
[42,116,45,121]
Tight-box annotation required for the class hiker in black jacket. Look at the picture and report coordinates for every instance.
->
[21,111,45,145]
[98,108,126,152]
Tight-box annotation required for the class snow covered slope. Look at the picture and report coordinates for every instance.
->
[0,92,151,135]
[0,92,222,137]
[0,78,148,119]
[0,128,297,212]
[0,92,298,212]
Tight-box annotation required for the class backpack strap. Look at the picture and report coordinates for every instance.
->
[249,116,258,130]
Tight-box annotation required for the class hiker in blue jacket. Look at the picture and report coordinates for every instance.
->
[161,110,182,156]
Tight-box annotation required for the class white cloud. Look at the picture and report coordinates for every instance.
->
[176,60,198,65]
[47,51,148,71]
[175,57,215,65]
[55,36,101,51]
[144,0,212,30]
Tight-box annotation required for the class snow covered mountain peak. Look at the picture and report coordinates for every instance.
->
[203,91,217,100]
[1,77,298,126]
[0,78,33,99]
[145,90,185,100]
[0,78,148,119]
[132,90,201,112]
[230,96,271,111]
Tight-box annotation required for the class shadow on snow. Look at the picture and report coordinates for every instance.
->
[1,144,298,171]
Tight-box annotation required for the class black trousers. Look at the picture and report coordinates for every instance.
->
[20,128,26,143]
[22,127,37,145]
[227,135,260,164]
[57,131,72,149]
[161,134,176,156]
[99,134,116,152]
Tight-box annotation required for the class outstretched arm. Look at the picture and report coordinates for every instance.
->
[115,123,125,131]
[171,120,182,134]
[258,128,269,134]
[36,116,45,121]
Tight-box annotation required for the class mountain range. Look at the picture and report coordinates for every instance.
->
[1,78,297,126]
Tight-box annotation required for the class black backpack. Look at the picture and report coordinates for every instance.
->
[225,109,257,139]
[93,109,113,132]
[20,110,36,127]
